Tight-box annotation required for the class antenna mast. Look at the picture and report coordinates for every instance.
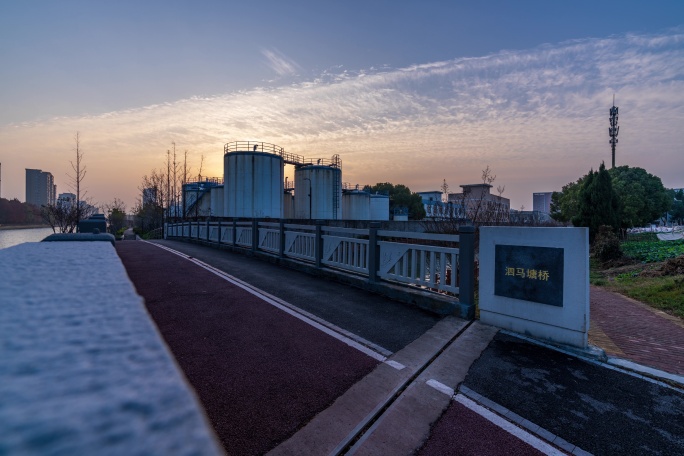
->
[609,95,619,168]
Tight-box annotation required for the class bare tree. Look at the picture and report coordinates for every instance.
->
[68,132,88,223]
[171,142,180,221]
[182,150,189,219]
[193,154,205,218]
[441,179,449,203]
[165,149,171,222]
[133,169,168,235]
[42,132,96,232]
[42,198,77,233]
[423,166,510,233]
[103,198,127,235]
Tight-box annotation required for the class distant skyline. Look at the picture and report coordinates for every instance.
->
[1,1,683,211]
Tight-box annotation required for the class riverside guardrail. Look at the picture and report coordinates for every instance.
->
[165,220,475,316]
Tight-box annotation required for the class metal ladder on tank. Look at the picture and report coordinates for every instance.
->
[331,155,341,220]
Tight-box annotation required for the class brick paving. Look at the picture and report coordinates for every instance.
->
[590,285,684,376]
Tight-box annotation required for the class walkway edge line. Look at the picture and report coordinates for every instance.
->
[144,241,390,362]
[454,395,568,456]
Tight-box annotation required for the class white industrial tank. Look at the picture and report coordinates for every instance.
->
[283,191,294,219]
[183,182,213,218]
[294,165,342,220]
[342,190,370,220]
[210,186,224,217]
[369,193,390,221]
[224,151,284,218]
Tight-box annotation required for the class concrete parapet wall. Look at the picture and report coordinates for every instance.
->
[0,242,222,455]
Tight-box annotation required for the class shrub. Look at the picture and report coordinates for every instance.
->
[593,225,622,263]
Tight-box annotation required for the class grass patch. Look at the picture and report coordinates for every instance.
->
[602,275,684,319]
[624,232,659,243]
[591,236,684,319]
[621,237,684,263]
[589,258,604,286]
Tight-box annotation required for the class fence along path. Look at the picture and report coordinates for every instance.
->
[165,220,475,317]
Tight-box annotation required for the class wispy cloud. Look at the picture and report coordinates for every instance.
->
[261,48,301,76]
[1,31,683,208]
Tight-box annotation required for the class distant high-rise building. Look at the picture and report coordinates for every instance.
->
[533,192,553,214]
[25,169,56,207]
[57,192,76,209]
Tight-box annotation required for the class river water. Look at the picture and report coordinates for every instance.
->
[0,227,55,250]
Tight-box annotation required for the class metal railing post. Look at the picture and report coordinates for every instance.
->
[217,220,222,245]
[459,225,475,307]
[196,220,200,240]
[315,220,324,268]
[232,219,237,247]
[206,220,210,242]
[252,218,258,252]
[368,222,380,283]
[279,219,285,258]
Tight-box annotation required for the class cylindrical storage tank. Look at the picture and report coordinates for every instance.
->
[210,186,224,217]
[283,192,294,219]
[224,151,284,218]
[369,194,390,221]
[183,182,212,217]
[294,166,342,220]
[342,190,370,220]
[183,183,198,215]
[199,192,212,215]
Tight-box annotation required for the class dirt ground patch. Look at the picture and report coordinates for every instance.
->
[640,255,684,277]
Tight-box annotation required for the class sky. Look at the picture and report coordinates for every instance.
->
[1,0,683,212]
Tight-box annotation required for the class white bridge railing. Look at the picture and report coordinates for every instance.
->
[164,220,475,308]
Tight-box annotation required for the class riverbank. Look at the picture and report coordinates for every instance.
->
[0,224,51,230]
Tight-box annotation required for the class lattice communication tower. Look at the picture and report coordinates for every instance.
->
[609,95,619,168]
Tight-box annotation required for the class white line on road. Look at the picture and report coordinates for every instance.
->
[425,379,454,396]
[385,360,406,370]
[454,394,568,456]
[145,241,390,363]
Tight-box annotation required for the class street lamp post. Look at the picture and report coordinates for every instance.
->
[303,178,312,220]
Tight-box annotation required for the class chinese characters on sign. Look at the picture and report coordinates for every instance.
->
[495,245,564,307]
[504,267,551,281]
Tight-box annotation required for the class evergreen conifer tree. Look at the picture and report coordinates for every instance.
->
[573,162,620,242]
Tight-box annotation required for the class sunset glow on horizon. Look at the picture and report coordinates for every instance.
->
[1,2,683,211]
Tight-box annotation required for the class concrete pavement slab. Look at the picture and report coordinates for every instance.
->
[462,332,684,455]
[269,317,470,455]
[349,322,498,455]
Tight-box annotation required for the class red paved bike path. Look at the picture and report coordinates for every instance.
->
[116,241,378,455]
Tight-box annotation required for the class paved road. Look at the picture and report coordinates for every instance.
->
[456,333,684,455]
[418,400,548,456]
[151,239,442,353]
[116,239,684,455]
[117,241,380,454]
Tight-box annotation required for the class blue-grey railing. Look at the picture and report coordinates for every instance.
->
[165,220,475,307]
